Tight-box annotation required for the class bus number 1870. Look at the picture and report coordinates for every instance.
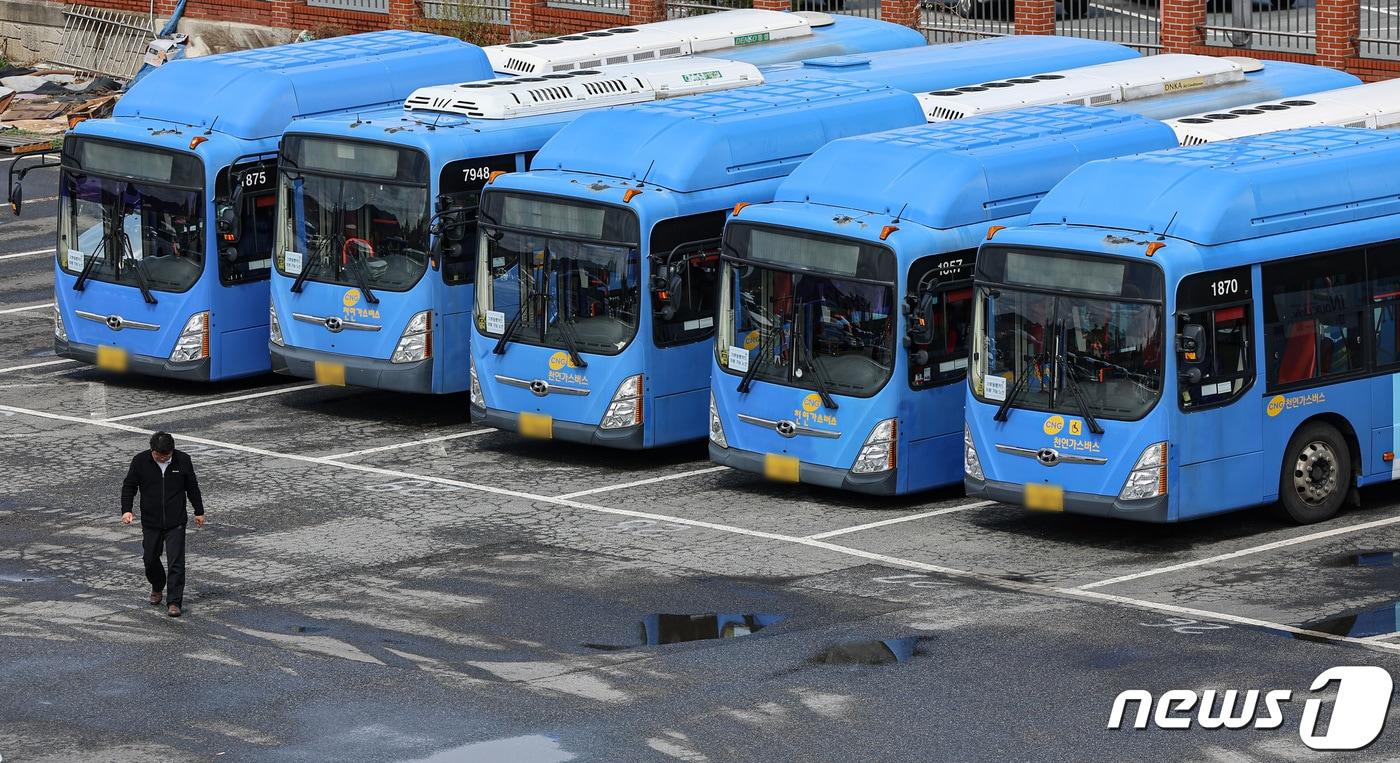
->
[1209,278,1239,297]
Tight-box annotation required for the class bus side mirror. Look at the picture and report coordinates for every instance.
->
[1178,323,1205,383]
[902,289,935,346]
[650,261,682,321]
[8,183,22,216]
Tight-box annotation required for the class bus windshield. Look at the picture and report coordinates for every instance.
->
[276,137,430,293]
[717,225,896,398]
[58,138,205,293]
[475,192,641,355]
[970,246,1165,421]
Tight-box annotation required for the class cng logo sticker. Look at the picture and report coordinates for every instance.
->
[802,393,822,413]
[1267,395,1286,417]
[743,330,761,350]
[794,393,836,427]
[549,351,580,371]
[1043,415,1065,436]
[343,288,362,308]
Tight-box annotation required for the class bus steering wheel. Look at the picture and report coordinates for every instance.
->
[342,237,375,265]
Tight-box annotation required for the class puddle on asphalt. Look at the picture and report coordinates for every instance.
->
[1324,550,1397,568]
[0,573,45,583]
[401,734,574,763]
[1297,601,1400,641]
[813,637,921,665]
[640,613,785,645]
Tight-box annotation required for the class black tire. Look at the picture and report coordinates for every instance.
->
[1277,421,1351,524]
[1061,0,1089,18]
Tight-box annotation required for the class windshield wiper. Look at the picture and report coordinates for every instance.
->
[737,330,778,394]
[344,244,379,305]
[494,252,548,356]
[290,243,323,294]
[118,230,157,304]
[72,234,108,293]
[1061,359,1106,435]
[554,315,588,368]
[993,352,1047,423]
[792,307,836,410]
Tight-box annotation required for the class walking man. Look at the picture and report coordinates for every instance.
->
[121,432,205,617]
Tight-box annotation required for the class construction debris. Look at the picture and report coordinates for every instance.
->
[0,64,123,141]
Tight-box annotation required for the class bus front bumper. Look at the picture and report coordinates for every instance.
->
[270,343,432,394]
[472,404,645,449]
[709,444,898,495]
[56,338,211,381]
[964,476,1170,522]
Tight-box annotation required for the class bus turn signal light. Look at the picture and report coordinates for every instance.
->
[487,170,508,184]
[1146,241,1167,257]
[732,202,750,217]
[188,136,208,150]
[623,188,642,203]
[879,225,899,241]
[1386,452,1395,463]
[986,225,1005,241]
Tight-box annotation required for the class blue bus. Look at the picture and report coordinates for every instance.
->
[964,127,1400,524]
[467,36,1142,447]
[708,108,1181,494]
[703,60,1363,495]
[48,31,496,381]
[267,14,933,393]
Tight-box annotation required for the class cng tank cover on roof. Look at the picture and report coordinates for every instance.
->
[485,9,818,75]
[1029,127,1400,246]
[528,78,928,192]
[113,30,493,140]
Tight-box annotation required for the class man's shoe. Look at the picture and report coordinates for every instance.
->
[149,591,163,605]
[167,604,181,618]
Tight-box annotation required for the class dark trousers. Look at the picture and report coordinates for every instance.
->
[142,524,186,605]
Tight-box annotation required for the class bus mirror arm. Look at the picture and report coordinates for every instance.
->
[1177,323,1206,384]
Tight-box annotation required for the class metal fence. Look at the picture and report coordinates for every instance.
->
[1203,0,1316,54]
[546,0,631,14]
[920,1,1015,42]
[1058,0,1160,52]
[307,0,391,12]
[421,0,511,26]
[50,5,153,80]
[665,0,751,18]
[1360,0,1400,61]
[818,0,881,19]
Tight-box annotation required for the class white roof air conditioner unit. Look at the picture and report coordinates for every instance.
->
[1167,78,1400,145]
[484,9,812,75]
[917,54,1247,122]
[404,58,763,119]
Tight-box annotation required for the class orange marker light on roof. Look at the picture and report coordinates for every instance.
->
[1146,241,1167,257]
[623,188,642,203]
[487,170,508,184]
[986,225,1006,241]
[879,225,899,241]
[188,136,208,150]
[732,202,750,217]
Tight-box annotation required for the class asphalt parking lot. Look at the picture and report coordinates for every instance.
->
[7,160,1400,761]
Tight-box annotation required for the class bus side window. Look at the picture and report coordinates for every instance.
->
[1369,241,1400,368]
[1262,250,1366,390]
[218,163,276,285]
[650,210,728,348]
[1177,268,1254,410]
[905,251,975,390]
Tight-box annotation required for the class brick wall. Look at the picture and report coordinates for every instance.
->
[49,0,1400,81]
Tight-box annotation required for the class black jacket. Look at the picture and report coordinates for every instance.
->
[121,450,204,529]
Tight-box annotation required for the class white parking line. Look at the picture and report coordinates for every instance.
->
[806,500,996,540]
[1087,3,1159,22]
[553,466,728,500]
[0,358,75,374]
[6,399,1400,655]
[0,249,52,261]
[0,302,53,315]
[1078,512,1400,590]
[321,428,498,460]
[101,383,320,422]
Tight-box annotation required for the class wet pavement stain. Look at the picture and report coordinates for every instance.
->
[640,613,785,645]
[401,734,574,763]
[1324,550,1397,568]
[1297,601,1400,641]
[812,637,922,665]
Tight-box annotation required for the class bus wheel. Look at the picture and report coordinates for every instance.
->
[1277,422,1350,524]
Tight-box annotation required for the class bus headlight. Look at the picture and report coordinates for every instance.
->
[964,424,984,481]
[53,306,67,341]
[852,418,897,474]
[1119,442,1168,501]
[268,305,284,347]
[709,391,728,449]
[470,362,485,409]
[169,311,209,362]
[600,374,643,430]
[390,310,432,364]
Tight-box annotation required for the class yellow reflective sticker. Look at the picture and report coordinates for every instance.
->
[764,453,800,483]
[314,361,345,386]
[95,345,127,373]
[519,412,553,440]
[1024,483,1064,512]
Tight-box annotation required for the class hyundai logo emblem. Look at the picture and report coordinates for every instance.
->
[1036,448,1061,467]
[775,420,797,438]
[323,317,343,333]
[529,379,549,396]
[105,315,124,331]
